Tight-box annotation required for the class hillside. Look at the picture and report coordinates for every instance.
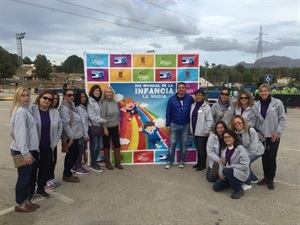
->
[236,55,300,68]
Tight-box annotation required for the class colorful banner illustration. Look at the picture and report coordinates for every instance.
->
[84,53,200,164]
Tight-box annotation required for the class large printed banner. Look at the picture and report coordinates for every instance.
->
[84,53,200,164]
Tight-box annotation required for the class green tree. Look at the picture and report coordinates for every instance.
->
[61,55,84,73]
[23,56,32,64]
[0,47,17,80]
[33,54,52,80]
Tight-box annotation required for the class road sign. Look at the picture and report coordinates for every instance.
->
[265,74,273,82]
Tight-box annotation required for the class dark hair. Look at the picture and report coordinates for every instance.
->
[221,87,230,94]
[52,91,60,109]
[144,121,155,129]
[222,129,240,147]
[74,91,88,107]
[34,90,54,108]
[89,84,102,101]
[213,121,228,135]
[195,89,205,96]
[177,82,186,88]
[63,88,74,96]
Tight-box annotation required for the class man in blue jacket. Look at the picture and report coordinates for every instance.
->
[165,82,194,169]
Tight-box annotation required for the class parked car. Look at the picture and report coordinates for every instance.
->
[91,70,104,79]
[182,57,194,65]
[159,71,172,79]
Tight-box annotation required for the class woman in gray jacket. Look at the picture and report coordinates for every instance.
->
[206,121,227,182]
[10,87,40,212]
[211,87,235,127]
[29,91,62,200]
[87,85,107,172]
[213,129,250,199]
[248,84,286,190]
[231,115,264,190]
[190,89,213,171]
[60,89,84,183]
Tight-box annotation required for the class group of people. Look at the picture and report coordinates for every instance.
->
[271,84,298,94]
[10,85,122,213]
[10,82,287,213]
[165,82,286,199]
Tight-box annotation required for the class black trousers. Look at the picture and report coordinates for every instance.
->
[28,148,52,194]
[103,126,120,149]
[194,136,208,168]
[49,146,57,180]
[262,137,280,180]
[63,138,80,177]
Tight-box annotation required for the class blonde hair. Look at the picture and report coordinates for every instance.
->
[10,87,31,117]
[234,90,254,108]
[230,115,250,131]
[102,86,116,101]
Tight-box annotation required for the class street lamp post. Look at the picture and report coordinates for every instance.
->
[16,32,26,86]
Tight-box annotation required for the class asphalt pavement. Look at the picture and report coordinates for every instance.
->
[0,93,299,225]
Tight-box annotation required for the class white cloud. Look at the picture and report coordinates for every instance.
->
[1,0,299,66]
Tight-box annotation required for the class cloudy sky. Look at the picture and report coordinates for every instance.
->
[1,0,299,66]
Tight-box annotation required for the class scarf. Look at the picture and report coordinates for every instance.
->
[218,98,230,111]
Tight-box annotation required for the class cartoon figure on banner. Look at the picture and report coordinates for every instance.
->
[121,97,142,123]
[117,95,170,151]
[140,121,167,149]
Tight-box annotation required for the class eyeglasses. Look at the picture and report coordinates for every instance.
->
[234,121,243,125]
[41,96,53,102]
[223,135,232,139]
[221,93,229,96]
[66,94,74,97]
[240,97,249,100]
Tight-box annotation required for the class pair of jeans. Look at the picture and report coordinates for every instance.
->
[75,142,87,169]
[213,168,243,193]
[206,167,218,183]
[262,138,280,180]
[63,139,80,177]
[194,136,208,168]
[89,128,103,167]
[12,150,33,205]
[167,123,190,164]
[245,154,261,185]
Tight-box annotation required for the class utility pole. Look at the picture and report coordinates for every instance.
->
[16,32,26,86]
[254,26,267,80]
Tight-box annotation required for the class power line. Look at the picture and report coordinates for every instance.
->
[142,0,256,35]
[57,0,196,35]
[9,0,190,37]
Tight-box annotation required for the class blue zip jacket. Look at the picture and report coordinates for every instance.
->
[166,94,194,126]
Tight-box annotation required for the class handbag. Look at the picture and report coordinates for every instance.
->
[61,142,69,153]
[13,154,26,168]
[211,162,219,178]
[91,125,104,136]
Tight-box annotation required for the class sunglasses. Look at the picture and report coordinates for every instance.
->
[41,96,53,102]
[221,93,229,96]
[66,94,74,97]
[240,97,249,100]
[234,121,243,125]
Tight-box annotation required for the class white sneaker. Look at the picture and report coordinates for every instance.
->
[242,184,252,191]
[251,179,259,184]
[165,162,172,169]
[178,163,185,169]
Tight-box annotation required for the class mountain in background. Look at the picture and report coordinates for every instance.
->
[235,55,300,68]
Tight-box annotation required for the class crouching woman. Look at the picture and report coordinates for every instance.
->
[213,129,250,199]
